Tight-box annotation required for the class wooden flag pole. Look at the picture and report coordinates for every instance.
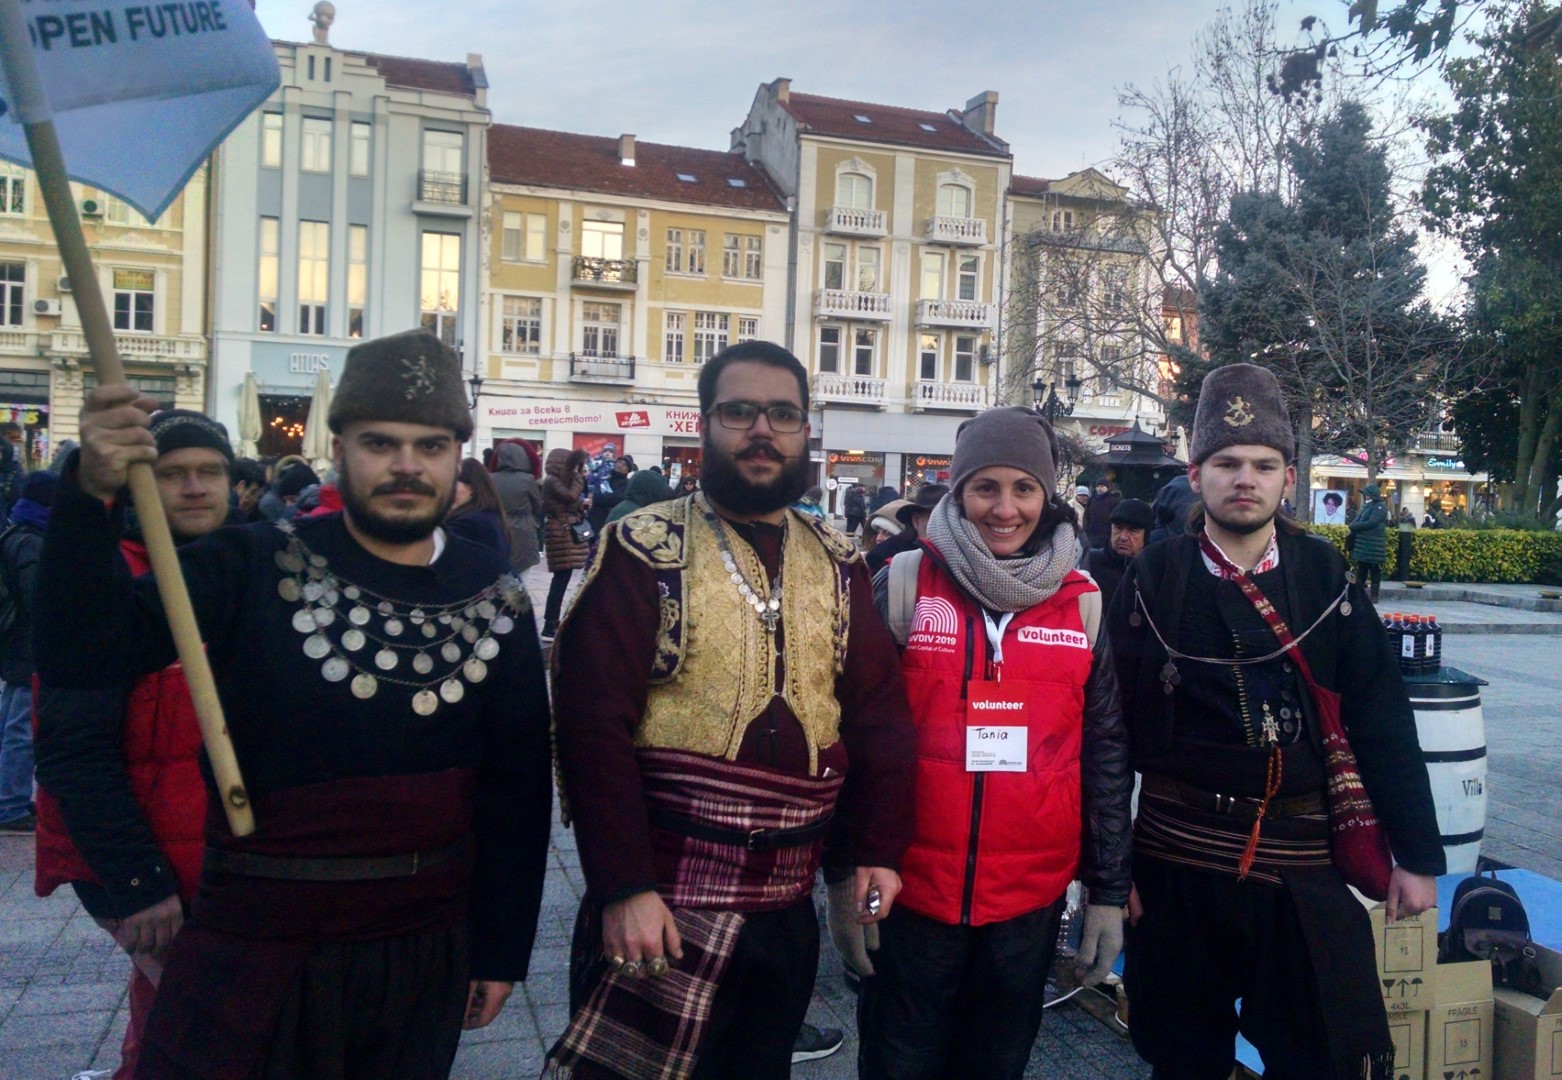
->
[0,10,255,836]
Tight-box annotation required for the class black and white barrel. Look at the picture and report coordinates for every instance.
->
[1404,667,1488,874]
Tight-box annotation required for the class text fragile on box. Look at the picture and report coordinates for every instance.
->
[1427,958,1494,1080]
[1493,986,1562,1080]
[1388,1009,1427,1080]
[1367,902,1439,1013]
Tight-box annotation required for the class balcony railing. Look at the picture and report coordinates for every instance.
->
[813,373,886,408]
[825,206,887,237]
[1412,431,1461,453]
[569,354,636,382]
[418,170,468,204]
[815,288,892,321]
[911,380,988,411]
[1026,226,1146,255]
[49,330,206,361]
[0,330,35,355]
[916,298,993,329]
[925,216,987,246]
[572,256,638,289]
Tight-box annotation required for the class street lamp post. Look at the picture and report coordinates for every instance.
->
[1032,374,1080,423]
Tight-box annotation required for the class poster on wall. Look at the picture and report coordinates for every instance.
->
[1313,489,1348,524]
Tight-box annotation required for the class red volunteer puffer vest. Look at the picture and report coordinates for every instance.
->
[896,548,1095,926]
[34,540,207,902]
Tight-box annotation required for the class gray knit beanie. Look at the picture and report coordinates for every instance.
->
[329,329,473,441]
[1189,363,1294,463]
[949,406,1059,495]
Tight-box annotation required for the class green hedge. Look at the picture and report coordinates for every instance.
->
[1307,524,1562,583]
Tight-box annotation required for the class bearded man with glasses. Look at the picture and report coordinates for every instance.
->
[547,341,917,1079]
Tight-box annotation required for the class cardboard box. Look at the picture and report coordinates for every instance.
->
[1427,959,1495,1080]
[1367,902,1439,1012]
[1388,1009,1428,1080]
[1493,986,1562,1080]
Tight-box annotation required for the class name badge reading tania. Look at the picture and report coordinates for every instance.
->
[966,683,1028,772]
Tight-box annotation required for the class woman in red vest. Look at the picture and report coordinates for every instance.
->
[847,406,1134,1080]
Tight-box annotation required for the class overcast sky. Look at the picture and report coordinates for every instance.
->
[257,0,1323,181]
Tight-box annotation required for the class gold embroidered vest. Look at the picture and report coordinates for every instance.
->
[584,495,857,775]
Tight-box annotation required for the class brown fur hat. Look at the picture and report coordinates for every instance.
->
[1189,363,1293,463]
[328,329,472,440]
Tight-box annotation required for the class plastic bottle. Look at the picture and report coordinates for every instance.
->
[1425,614,1442,672]
[1411,615,1429,674]
[1386,613,1405,669]
[1399,614,1419,673]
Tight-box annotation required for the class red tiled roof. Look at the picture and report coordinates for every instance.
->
[273,41,479,98]
[779,92,1009,159]
[488,126,786,212]
[1009,174,1055,197]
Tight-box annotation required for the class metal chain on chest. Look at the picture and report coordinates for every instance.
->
[695,493,785,634]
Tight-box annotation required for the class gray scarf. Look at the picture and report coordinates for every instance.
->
[924,494,1079,613]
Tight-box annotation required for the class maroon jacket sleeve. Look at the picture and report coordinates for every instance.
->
[551,539,661,905]
[831,560,917,869]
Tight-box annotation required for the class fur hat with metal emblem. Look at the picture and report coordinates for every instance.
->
[1188,363,1294,464]
[328,329,473,441]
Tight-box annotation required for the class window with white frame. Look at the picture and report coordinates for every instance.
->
[920,252,943,299]
[856,247,882,293]
[581,220,624,260]
[937,183,972,219]
[504,212,546,261]
[956,255,979,301]
[853,328,876,376]
[0,263,22,327]
[954,335,977,382]
[918,333,940,381]
[347,225,367,338]
[349,122,371,177]
[1097,346,1121,393]
[257,217,279,332]
[419,231,461,345]
[737,316,759,342]
[722,234,741,278]
[822,244,846,291]
[0,171,22,217]
[104,196,149,228]
[664,311,685,363]
[300,117,332,173]
[1104,266,1128,310]
[297,221,329,335]
[836,172,872,209]
[665,229,684,273]
[686,230,706,275]
[581,302,620,358]
[1051,209,1074,232]
[818,326,841,374]
[112,268,154,332]
[743,236,762,280]
[501,296,541,355]
[693,311,726,364]
[423,130,464,176]
[260,112,282,169]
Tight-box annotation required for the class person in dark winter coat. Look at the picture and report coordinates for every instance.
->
[1347,483,1389,601]
[868,485,899,515]
[0,469,55,831]
[0,437,25,523]
[605,468,674,525]
[586,458,630,534]
[843,484,868,538]
[1148,474,1198,545]
[1081,497,1153,613]
[489,441,542,572]
[1081,480,1121,551]
[541,448,590,639]
[445,458,511,558]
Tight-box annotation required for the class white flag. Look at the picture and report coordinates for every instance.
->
[0,0,279,220]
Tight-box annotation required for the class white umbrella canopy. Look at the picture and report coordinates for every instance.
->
[301,367,333,468]
[237,371,262,458]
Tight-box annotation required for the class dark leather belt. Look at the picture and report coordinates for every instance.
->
[204,836,470,882]
[647,807,832,851]
[1141,774,1326,819]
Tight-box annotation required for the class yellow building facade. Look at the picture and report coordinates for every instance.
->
[0,163,208,466]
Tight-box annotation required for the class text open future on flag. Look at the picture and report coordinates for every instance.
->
[0,0,281,220]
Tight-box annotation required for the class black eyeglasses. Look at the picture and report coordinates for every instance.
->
[708,401,806,433]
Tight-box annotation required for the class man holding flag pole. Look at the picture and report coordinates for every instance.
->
[3,3,555,1076]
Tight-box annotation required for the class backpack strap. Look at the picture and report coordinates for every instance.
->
[886,548,923,647]
[1077,585,1101,650]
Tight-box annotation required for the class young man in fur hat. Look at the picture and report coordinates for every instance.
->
[1106,363,1444,1080]
[34,330,553,1079]
[546,341,917,1079]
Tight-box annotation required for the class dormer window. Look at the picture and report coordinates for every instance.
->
[726,178,747,188]
[854,114,872,124]
[919,123,937,132]
[676,173,697,183]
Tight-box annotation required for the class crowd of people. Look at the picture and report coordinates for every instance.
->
[0,332,1446,1080]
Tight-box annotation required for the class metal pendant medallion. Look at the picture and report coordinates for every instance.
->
[412,690,439,717]
[302,581,324,603]
[474,637,499,661]
[303,634,331,660]
[491,614,515,636]
[461,624,479,644]
[1339,601,1352,617]
[477,599,497,621]
[292,609,317,634]
[343,585,361,601]
[322,588,339,608]
[463,657,488,684]
[351,673,378,700]
[341,628,366,652]
[348,606,371,627]
[321,656,349,682]
[441,641,462,664]
[384,618,404,638]
[410,609,426,625]
[439,678,464,704]
[276,550,305,574]
[412,652,434,675]
[278,578,302,603]
[377,601,394,617]
[374,648,398,671]
[313,608,336,628]
[421,622,438,639]
[1128,612,1143,628]
[309,554,328,569]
